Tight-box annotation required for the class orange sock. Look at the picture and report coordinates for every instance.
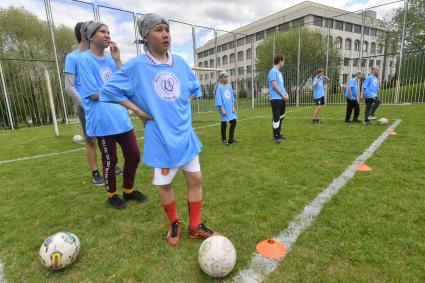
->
[188,200,202,230]
[162,200,179,224]
[107,191,117,198]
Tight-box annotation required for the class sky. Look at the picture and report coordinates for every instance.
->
[1,0,403,65]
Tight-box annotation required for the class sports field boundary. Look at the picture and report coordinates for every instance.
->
[230,119,402,283]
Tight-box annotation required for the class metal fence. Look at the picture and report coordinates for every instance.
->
[0,0,424,129]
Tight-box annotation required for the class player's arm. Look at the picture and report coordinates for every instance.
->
[110,41,122,69]
[64,74,83,107]
[271,80,285,99]
[348,85,353,100]
[118,100,153,125]
[283,87,289,101]
[311,78,321,88]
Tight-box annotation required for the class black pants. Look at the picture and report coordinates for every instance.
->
[221,119,237,142]
[345,99,360,121]
[270,99,286,138]
[365,97,381,122]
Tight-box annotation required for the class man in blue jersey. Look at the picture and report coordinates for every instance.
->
[345,72,363,123]
[101,14,218,246]
[360,66,381,124]
[311,68,329,124]
[78,21,149,209]
[268,54,289,144]
[215,71,238,145]
[64,22,104,186]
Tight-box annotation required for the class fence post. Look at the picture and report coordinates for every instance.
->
[233,33,238,110]
[0,60,14,130]
[325,22,330,103]
[360,10,366,73]
[191,25,200,113]
[395,1,408,104]
[45,69,59,136]
[296,27,301,107]
[251,39,255,109]
[44,0,68,124]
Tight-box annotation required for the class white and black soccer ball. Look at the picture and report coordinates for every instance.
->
[198,235,236,278]
[72,135,84,144]
[39,232,80,270]
[378,117,389,125]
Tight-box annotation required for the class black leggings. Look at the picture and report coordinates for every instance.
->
[270,99,286,138]
[365,97,381,122]
[345,99,360,121]
[221,119,237,142]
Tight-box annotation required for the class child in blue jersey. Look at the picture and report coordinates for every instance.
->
[78,21,149,209]
[101,14,219,246]
[64,22,104,186]
[310,68,329,124]
[268,54,289,144]
[215,71,238,145]
[345,72,363,123]
[360,66,381,124]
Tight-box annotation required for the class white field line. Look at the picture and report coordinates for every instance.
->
[231,119,402,283]
[0,259,5,283]
[0,107,310,165]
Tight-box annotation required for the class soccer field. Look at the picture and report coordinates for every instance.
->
[0,105,424,282]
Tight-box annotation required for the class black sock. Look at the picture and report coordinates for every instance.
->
[92,170,100,176]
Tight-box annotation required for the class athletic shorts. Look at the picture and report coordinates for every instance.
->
[152,156,201,186]
[314,97,325,106]
[77,106,96,144]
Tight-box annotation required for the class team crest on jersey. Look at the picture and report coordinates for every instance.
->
[373,79,378,86]
[153,71,181,101]
[100,68,113,83]
[224,90,231,100]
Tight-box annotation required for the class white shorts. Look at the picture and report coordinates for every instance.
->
[152,156,201,186]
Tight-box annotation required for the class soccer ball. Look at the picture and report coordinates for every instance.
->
[39,232,80,270]
[72,135,84,144]
[378,118,389,125]
[198,235,236,278]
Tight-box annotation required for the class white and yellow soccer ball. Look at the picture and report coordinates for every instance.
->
[39,232,80,270]
[198,235,236,278]
[379,117,389,125]
[72,135,84,144]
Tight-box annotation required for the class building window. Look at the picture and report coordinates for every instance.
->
[354,24,361,34]
[343,74,348,84]
[361,59,366,67]
[205,73,209,79]
[363,27,369,35]
[267,27,276,35]
[217,46,222,52]
[335,37,343,49]
[209,59,214,68]
[238,67,244,75]
[376,60,381,67]
[369,60,374,67]
[222,55,228,65]
[237,37,245,46]
[198,53,203,59]
[313,16,322,26]
[354,40,360,51]
[229,41,235,49]
[378,44,384,54]
[324,18,333,28]
[354,58,359,67]
[222,44,229,51]
[230,53,235,63]
[209,49,214,55]
[247,65,252,74]
[293,17,304,27]
[238,51,244,62]
[256,31,264,41]
[230,68,235,76]
[345,23,353,32]
[198,62,203,68]
[204,61,208,68]
[363,41,368,52]
[335,20,343,30]
[370,28,377,36]
[370,42,376,54]
[246,35,253,43]
[345,38,352,50]
[279,22,289,32]
[203,51,208,57]
[344,58,350,66]
[246,48,252,60]
[211,72,215,79]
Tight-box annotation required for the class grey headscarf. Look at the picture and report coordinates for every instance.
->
[136,13,169,51]
[80,21,107,40]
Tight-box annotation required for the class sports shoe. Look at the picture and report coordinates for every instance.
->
[115,167,123,175]
[189,222,219,239]
[167,220,181,246]
[364,120,372,125]
[368,116,377,120]
[278,134,287,140]
[312,119,316,124]
[108,194,127,209]
[222,140,229,145]
[345,120,351,123]
[123,190,148,202]
[92,172,105,186]
[228,139,238,144]
[352,119,362,123]
[274,137,281,144]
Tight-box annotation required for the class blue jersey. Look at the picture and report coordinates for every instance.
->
[362,75,380,99]
[64,50,82,93]
[78,51,133,137]
[312,76,325,99]
[215,83,238,122]
[268,67,286,100]
[100,52,202,169]
[345,78,358,99]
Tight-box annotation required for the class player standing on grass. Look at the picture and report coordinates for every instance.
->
[101,14,219,246]
[215,71,238,145]
[78,21,148,209]
[268,54,289,144]
[344,71,363,123]
[310,68,329,124]
[64,22,104,186]
[360,66,381,124]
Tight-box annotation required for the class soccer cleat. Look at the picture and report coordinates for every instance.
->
[189,222,219,239]
[167,220,181,247]
[345,120,351,123]
[108,194,127,209]
[123,190,148,202]
[228,139,238,144]
[312,119,316,124]
[222,140,229,145]
[115,167,123,175]
[368,116,377,120]
[274,137,281,144]
[92,172,105,186]
[278,134,287,140]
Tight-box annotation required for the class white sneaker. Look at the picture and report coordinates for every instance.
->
[368,116,377,120]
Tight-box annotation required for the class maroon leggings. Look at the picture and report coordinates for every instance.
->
[97,130,140,193]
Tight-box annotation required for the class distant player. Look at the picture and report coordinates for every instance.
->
[215,71,238,145]
[311,68,329,124]
[360,66,381,124]
[101,14,219,246]
[345,72,363,123]
[78,21,148,209]
[268,54,289,143]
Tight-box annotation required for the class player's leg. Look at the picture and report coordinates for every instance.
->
[278,100,286,139]
[353,100,361,122]
[370,97,381,117]
[221,121,227,144]
[116,130,147,203]
[270,100,281,142]
[364,98,373,123]
[228,119,237,144]
[345,98,353,122]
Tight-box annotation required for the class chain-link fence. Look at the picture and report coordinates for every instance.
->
[1,0,424,129]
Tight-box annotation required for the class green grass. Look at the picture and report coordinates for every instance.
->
[0,105,424,282]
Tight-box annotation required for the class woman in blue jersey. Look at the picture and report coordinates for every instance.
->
[101,14,218,246]
[78,21,149,209]
[215,71,238,145]
[310,68,329,124]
